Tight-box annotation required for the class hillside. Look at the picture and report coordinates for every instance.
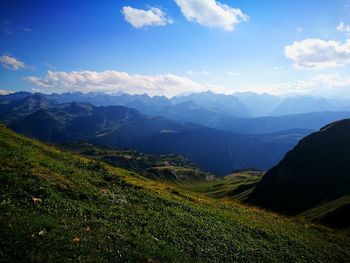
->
[300,195,350,229]
[60,142,215,182]
[247,119,350,216]
[1,125,349,261]
[181,170,264,201]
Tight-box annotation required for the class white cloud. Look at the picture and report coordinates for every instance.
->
[23,70,350,99]
[174,0,248,31]
[0,54,26,70]
[336,22,350,33]
[285,38,350,70]
[26,70,207,97]
[121,6,173,28]
[0,89,13,95]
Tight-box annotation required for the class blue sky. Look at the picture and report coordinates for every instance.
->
[1,0,350,97]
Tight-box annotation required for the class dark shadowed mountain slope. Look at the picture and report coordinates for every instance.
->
[247,119,350,215]
[130,128,293,175]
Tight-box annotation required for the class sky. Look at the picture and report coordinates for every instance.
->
[1,0,350,98]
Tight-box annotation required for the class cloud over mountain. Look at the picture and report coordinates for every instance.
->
[26,70,205,97]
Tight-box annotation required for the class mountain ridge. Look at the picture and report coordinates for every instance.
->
[247,118,350,216]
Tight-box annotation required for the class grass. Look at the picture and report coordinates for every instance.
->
[178,170,263,201]
[1,124,349,262]
[299,195,350,228]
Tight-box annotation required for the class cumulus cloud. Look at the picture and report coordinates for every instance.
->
[0,54,26,70]
[174,0,248,31]
[26,70,207,97]
[121,6,173,28]
[336,22,350,33]
[285,38,350,70]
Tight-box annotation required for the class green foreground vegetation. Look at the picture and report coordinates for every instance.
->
[1,124,349,262]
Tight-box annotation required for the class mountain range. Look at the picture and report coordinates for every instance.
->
[0,94,302,174]
[3,91,350,133]
[2,91,350,174]
[3,90,350,117]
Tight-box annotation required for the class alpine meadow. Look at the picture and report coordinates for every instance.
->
[1,0,350,262]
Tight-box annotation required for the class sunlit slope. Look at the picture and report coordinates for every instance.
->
[0,124,349,262]
[179,170,263,201]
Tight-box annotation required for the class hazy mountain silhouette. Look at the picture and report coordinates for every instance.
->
[270,96,349,116]
[233,92,282,116]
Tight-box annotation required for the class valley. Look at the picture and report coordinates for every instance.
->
[1,124,349,262]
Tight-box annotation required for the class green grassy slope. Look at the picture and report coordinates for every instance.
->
[1,124,349,262]
[179,170,263,201]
